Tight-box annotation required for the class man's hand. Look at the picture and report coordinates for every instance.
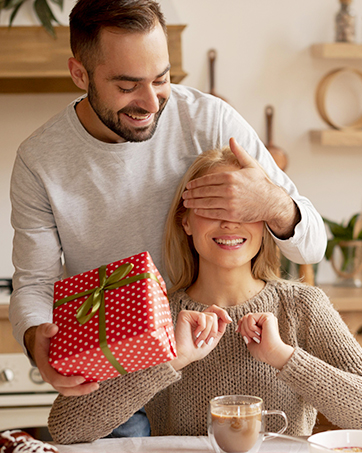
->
[182,137,301,239]
[236,312,294,370]
[170,305,232,371]
[24,324,99,396]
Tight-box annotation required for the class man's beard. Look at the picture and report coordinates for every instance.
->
[87,80,168,142]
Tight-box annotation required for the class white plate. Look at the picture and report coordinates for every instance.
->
[309,430,362,453]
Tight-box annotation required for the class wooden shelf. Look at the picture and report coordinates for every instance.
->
[0,25,187,93]
[310,129,362,146]
[310,44,362,145]
[311,43,362,59]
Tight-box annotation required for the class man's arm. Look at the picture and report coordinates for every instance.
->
[265,195,301,240]
[10,152,99,396]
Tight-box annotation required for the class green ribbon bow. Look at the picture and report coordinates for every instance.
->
[54,262,161,376]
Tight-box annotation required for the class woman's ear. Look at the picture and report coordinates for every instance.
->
[182,215,192,236]
[68,57,89,91]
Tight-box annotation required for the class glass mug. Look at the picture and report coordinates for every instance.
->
[208,395,288,453]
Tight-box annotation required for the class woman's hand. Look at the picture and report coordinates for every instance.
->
[237,312,294,370]
[170,305,232,371]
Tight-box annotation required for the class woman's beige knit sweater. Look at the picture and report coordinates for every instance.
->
[48,281,362,444]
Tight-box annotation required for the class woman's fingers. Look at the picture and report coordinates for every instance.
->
[237,312,294,369]
[237,313,263,344]
[204,304,233,329]
[172,309,229,370]
[194,312,218,348]
[175,307,232,355]
[192,305,232,348]
[199,305,233,346]
[192,312,206,342]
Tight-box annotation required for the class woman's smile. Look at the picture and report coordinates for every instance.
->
[213,235,246,249]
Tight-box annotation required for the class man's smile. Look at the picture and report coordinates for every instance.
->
[124,112,152,121]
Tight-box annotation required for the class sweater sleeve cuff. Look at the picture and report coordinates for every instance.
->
[265,198,304,245]
[49,362,181,444]
[277,346,362,430]
[278,346,311,380]
[278,346,344,399]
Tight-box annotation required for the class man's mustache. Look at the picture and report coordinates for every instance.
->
[118,107,151,116]
[118,98,166,116]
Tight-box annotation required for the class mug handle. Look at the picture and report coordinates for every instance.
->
[262,409,288,435]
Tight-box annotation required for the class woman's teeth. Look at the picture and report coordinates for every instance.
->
[214,238,245,246]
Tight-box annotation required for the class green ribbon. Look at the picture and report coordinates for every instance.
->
[54,262,161,376]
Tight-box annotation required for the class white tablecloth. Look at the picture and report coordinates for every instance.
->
[55,435,309,453]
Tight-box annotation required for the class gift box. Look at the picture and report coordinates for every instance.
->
[49,251,177,382]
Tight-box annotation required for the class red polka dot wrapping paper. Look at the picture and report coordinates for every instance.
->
[49,251,177,382]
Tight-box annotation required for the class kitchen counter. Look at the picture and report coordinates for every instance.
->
[0,302,22,353]
[0,292,10,308]
[319,284,362,311]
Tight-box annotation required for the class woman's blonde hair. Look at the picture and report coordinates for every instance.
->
[163,146,281,294]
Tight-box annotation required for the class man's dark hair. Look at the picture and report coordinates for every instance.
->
[69,0,167,71]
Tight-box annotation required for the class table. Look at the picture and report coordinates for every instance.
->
[54,435,309,453]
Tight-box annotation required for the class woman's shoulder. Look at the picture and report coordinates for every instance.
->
[268,279,333,312]
[269,279,324,294]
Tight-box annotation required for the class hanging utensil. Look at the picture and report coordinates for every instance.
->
[208,49,228,102]
[265,105,288,171]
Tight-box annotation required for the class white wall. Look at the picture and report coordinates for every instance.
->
[1,0,362,283]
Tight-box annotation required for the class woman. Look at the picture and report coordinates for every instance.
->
[48,142,362,444]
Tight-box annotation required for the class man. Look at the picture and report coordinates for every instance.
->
[9,0,326,438]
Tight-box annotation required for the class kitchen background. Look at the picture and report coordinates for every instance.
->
[1,0,362,285]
